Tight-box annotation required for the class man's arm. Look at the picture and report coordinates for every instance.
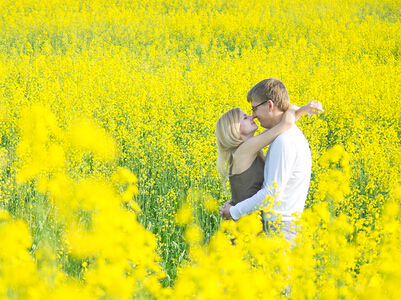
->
[229,134,297,220]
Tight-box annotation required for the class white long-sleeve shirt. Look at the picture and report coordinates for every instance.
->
[230,125,312,222]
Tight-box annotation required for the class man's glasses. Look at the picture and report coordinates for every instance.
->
[251,100,268,113]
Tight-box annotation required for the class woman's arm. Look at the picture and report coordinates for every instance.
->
[236,109,296,157]
[294,100,324,122]
[236,101,323,158]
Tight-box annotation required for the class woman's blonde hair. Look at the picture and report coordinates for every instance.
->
[215,108,264,185]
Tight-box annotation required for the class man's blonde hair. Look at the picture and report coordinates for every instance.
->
[247,78,290,111]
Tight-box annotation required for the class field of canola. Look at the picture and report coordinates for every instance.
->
[1,0,401,298]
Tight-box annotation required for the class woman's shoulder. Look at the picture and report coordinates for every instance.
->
[231,155,263,176]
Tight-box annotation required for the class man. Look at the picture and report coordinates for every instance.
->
[219,78,321,242]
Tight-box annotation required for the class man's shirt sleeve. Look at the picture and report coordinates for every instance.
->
[230,134,296,220]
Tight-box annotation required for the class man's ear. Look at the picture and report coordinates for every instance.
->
[268,100,275,112]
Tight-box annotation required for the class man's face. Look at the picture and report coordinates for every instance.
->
[251,99,273,129]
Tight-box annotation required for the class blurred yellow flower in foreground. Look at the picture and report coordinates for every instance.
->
[203,196,218,212]
[184,224,204,244]
[176,203,193,226]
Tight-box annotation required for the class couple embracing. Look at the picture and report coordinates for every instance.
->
[216,78,323,243]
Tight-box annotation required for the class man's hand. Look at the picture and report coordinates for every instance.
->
[219,201,233,220]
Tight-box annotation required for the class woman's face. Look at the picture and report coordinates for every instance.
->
[239,111,258,138]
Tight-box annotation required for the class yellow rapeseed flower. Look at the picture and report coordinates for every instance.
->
[184,224,204,244]
[176,203,193,226]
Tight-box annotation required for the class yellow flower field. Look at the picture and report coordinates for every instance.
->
[0,0,400,298]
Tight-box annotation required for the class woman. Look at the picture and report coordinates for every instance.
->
[215,101,322,210]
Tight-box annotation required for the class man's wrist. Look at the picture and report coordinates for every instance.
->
[229,206,239,220]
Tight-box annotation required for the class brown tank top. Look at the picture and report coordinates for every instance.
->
[229,156,264,205]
